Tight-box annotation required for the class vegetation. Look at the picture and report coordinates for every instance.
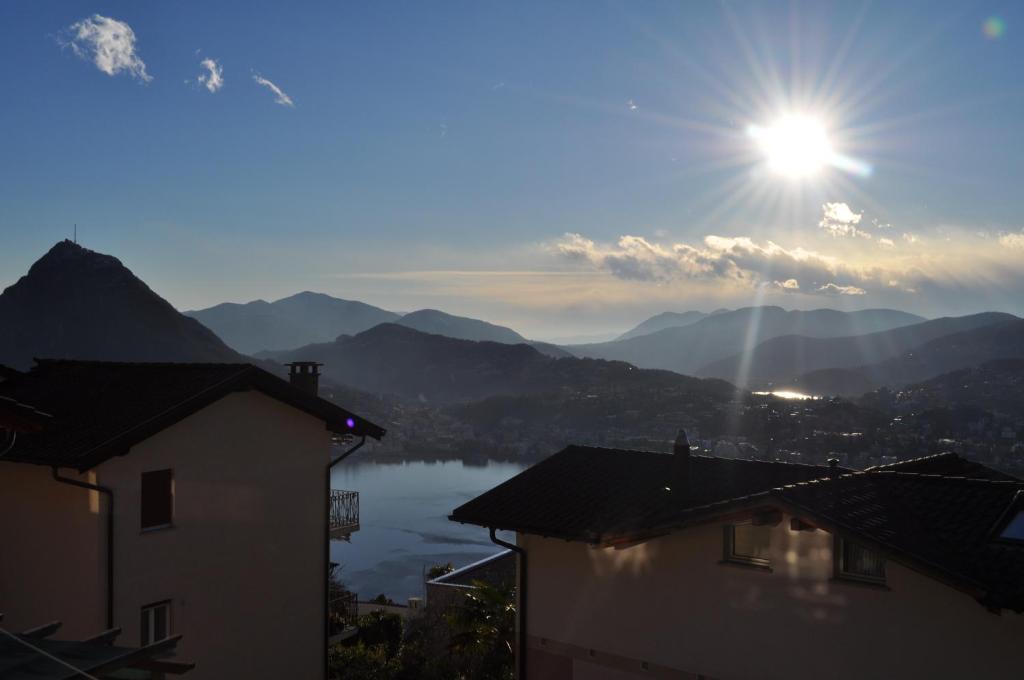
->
[328,582,515,680]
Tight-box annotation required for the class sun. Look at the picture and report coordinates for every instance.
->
[747,114,834,179]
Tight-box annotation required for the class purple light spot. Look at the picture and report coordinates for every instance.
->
[346,418,355,429]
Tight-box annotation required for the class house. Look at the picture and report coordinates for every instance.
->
[0,359,384,680]
[425,550,516,610]
[451,435,1024,680]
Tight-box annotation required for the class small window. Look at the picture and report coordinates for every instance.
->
[724,523,772,566]
[141,469,174,530]
[999,511,1024,541]
[837,539,886,583]
[140,601,171,646]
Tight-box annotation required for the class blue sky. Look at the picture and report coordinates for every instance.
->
[1,1,1022,339]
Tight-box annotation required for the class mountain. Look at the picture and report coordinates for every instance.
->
[616,311,709,340]
[795,319,1024,395]
[260,323,736,404]
[0,241,243,370]
[569,307,925,376]
[698,312,1016,387]
[395,309,526,344]
[895,358,1024,419]
[186,291,400,353]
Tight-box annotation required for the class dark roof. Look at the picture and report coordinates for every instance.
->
[0,364,20,380]
[0,359,385,470]
[0,396,50,433]
[450,445,845,543]
[775,471,1024,612]
[452,445,1024,612]
[865,451,1019,481]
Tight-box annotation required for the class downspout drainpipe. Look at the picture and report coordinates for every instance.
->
[490,527,527,680]
[324,435,366,678]
[52,467,114,629]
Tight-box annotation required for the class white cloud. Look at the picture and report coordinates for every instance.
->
[816,283,866,296]
[878,237,895,249]
[253,73,294,107]
[554,232,876,296]
[903,233,919,244]
[999,232,1024,249]
[197,58,224,93]
[63,15,151,82]
[819,202,870,239]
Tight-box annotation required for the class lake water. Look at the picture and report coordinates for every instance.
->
[329,459,526,602]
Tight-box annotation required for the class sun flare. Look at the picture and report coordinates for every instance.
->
[748,115,833,179]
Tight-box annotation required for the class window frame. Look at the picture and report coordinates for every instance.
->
[834,537,887,585]
[723,522,772,568]
[140,599,172,646]
[140,468,175,532]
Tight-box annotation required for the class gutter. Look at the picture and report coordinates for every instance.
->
[323,436,366,679]
[490,527,527,680]
[51,467,114,629]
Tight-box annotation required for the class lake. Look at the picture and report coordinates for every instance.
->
[329,459,527,603]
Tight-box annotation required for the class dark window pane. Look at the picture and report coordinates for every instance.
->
[141,469,173,529]
[141,609,151,645]
[732,524,771,561]
[154,605,168,641]
[842,540,885,579]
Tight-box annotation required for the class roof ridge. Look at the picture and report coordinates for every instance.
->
[864,451,960,471]
[569,444,841,471]
[867,470,1024,486]
[32,358,254,369]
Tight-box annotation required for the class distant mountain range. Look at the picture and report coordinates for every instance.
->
[258,323,733,404]
[185,292,401,354]
[616,310,710,340]
[699,312,1017,386]
[794,318,1024,395]
[0,241,243,370]
[568,307,926,375]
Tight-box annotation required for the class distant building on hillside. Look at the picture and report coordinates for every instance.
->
[451,435,1024,680]
[0,359,384,680]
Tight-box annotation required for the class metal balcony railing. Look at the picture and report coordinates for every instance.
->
[330,489,360,537]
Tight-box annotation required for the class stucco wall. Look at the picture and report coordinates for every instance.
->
[522,515,1024,680]
[1,389,332,680]
[0,463,105,638]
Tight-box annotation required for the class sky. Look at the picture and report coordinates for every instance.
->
[1,1,1022,341]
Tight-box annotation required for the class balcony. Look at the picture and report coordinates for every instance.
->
[330,489,360,539]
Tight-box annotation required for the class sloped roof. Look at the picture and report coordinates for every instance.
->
[450,445,844,543]
[0,359,385,470]
[775,471,1024,611]
[866,451,1019,481]
[451,445,1024,611]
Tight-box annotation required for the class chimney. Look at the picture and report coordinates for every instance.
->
[672,429,691,495]
[287,362,322,396]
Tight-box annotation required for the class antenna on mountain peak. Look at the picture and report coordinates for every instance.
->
[73,224,77,244]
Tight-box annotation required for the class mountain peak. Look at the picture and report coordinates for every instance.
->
[1,243,241,369]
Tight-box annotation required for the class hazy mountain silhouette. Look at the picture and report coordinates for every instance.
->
[395,309,525,344]
[186,291,400,353]
[698,312,1016,387]
[0,241,243,369]
[259,323,734,404]
[569,307,925,375]
[794,319,1024,395]
[616,311,709,340]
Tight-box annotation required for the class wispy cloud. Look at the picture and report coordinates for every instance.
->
[819,202,870,239]
[197,58,224,93]
[816,283,866,296]
[62,14,151,82]
[252,73,294,107]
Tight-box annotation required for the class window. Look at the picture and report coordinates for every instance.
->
[837,539,886,583]
[140,601,171,646]
[724,522,772,566]
[141,469,174,530]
